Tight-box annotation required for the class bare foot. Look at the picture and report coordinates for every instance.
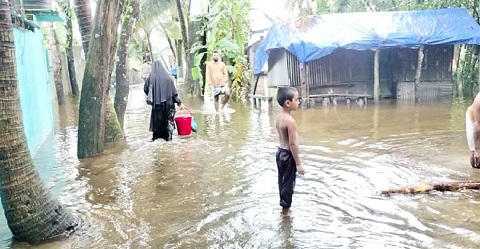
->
[281,208,291,217]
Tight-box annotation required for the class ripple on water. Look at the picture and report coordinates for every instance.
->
[2,89,479,248]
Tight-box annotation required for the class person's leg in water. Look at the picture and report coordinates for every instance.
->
[163,106,175,141]
[276,148,297,217]
[221,88,230,110]
[214,94,220,112]
[152,131,160,141]
[151,107,160,141]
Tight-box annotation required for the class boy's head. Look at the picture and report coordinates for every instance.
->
[277,87,299,110]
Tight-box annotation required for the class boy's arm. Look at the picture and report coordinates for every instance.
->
[287,118,305,174]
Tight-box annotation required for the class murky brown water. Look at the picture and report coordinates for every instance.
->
[1,85,480,249]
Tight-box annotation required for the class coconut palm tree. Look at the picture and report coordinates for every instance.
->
[58,0,80,96]
[114,0,141,129]
[73,0,125,149]
[77,0,125,158]
[73,0,93,54]
[0,1,78,243]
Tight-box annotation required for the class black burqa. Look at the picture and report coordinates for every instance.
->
[144,61,181,141]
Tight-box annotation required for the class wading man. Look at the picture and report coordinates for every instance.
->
[467,92,480,168]
[206,50,230,112]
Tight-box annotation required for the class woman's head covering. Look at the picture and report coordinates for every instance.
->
[148,60,177,104]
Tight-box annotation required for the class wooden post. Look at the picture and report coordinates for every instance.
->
[414,46,424,103]
[300,63,308,107]
[374,49,380,104]
[252,74,260,95]
[306,63,310,105]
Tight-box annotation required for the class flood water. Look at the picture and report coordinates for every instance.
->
[1,85,480,249]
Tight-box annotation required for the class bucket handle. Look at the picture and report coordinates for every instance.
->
[174,106,192,117]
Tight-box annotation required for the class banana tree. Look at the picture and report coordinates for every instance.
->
[0,1,78,242]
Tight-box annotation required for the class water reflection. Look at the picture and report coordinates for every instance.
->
[2,87,480,248]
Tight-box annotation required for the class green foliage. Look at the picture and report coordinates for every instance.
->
[57,0,81,50]
[191,0,251,100]
[132,0,185,67]
[137,0,173,28]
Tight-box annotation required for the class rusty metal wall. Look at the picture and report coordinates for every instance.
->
[12,0,53,10]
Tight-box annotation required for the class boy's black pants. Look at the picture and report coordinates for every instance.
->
[276,147,297,208]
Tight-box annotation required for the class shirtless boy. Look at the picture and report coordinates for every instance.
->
[275,87,305,217]
[466,92,480,168]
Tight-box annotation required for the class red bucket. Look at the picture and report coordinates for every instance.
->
[174,108,192,136]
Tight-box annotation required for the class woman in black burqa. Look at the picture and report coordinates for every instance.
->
[144,61,183,141]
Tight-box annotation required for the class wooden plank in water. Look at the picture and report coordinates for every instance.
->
[309,94,371,98]
[248,94,273,100]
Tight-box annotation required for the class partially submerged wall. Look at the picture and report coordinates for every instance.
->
[14,28,56,156]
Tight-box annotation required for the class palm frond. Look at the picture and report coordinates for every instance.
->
[137,0,173,27]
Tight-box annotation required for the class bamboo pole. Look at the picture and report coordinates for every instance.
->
[374,49,380,103]
[414,46,424,103]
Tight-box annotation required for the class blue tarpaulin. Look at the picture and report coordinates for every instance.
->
[253,8,480,74]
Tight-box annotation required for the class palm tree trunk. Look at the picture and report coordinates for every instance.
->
[175,0,189,52]
[59,0,79,95]
[159,22,176,60]
[0,1,78,242]
[73,0,93,55]
[105,98,124,142]
[77,0,124,158]
[115,0,140,129]
[187,20,200,96]
[175,0,194,89]
[75,0,125,146]
[66,29,79,96]
[176,40,183,77]
[146,29,154,62]
[48,24,65,105]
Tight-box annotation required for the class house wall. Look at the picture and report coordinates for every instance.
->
[393,45,454,100]
[267,49,289,86]
[14,27,56,156]
[250,75,268,95]
[266,45,453,101]
[397,81,453,100]
[306,49,393,97]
